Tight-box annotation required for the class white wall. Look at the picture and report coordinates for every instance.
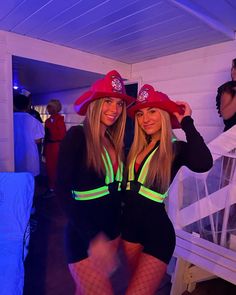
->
[131,39,236,143]
[1,28,236,171]
[5,31,131,78]
[0,32,14,171]
[0,30,130,172]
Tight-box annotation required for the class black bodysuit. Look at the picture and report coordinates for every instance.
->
[56,126,122,263]
[121,116,213,264]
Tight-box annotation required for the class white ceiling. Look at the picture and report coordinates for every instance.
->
[1,0,236,94]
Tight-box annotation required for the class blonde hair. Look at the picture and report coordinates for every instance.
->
[127,109,174,193]
[83,98,127,175]
[47,99,62,113]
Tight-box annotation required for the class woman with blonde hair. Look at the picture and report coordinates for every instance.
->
[121,84,213,295]
[56,70,134,295]
[43,99,66,198]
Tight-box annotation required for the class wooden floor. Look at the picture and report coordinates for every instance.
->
[190,279,236,295]
[23,176,236,295]
[23,177,75,295]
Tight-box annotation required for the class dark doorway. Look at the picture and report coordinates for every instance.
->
[124,83,138,157]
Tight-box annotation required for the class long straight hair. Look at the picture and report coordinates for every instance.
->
[127,109,174,193]
[83,98,127,176]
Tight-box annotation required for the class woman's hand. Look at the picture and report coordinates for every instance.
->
[173,101,192,123]
[88,232,119,277]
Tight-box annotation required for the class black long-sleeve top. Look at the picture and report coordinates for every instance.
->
[56,126,111,222]
[130,116,213,194]
[171,116,213,181]
[121,116,212,265]
[57,125,107,192]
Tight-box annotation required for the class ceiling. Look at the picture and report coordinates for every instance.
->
[1,0,236,94]
[1,0,236,64]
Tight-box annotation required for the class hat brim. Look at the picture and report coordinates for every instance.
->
[127,101,182,129]
[74,91,135,115]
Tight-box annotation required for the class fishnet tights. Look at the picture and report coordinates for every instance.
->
[123,240,167,295]
[69,258,114,295]
[122,240,143,274]
[69,238,120,295]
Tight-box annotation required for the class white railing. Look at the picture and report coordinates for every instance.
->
[169,125,236,294]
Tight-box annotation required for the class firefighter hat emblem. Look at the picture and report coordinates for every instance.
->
[74,70,135,115]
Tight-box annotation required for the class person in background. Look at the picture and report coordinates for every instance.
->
[13,94,45,178]
[121,84,213,295]
[43,99,66,198]
[28,96,43,158]
[56,70,134,295]
[28,99,43,123]
[216,59,236,226]
[216,58,236,132]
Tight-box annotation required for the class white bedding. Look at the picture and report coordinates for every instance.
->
[0,172,34,295]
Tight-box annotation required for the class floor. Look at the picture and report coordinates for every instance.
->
[23,176,75,295]
[23,175,236,295]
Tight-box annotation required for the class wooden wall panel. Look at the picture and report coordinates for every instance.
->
[132,39,236,143]
[0,32,13,171]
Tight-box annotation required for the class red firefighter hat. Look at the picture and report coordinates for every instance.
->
[128,84,183,129]
[74,70,135,115]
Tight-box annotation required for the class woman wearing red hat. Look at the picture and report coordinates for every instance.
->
[121,84,213,295]
[56,70,134,295]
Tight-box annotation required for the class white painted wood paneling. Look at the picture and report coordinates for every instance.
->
[0,32,14,171]
[0,30,130,171]
[4,30,131,78]
[132,38,236,143]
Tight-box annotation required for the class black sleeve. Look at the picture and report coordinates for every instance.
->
[56,126,83,218]
[174,116,213,173]
[56,126,103,241]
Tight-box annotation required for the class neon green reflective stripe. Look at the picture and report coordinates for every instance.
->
[103,147,123,184]
[115,160,120,181]
[102,148,114,184]
[115,161,123,182]
[126,181,167,203]
[128,158,135,181]
[105,148,114,182]
[102,153,110,185]
[72,147,123,201]
[72,186,109,200]
[138,147,158,183]
[139,185,167,203]
[128,147,159,183]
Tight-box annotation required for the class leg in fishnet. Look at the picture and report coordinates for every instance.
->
[122,240,143,275]
[69,257,114,295]
[125,252,167,295]
[89,235,120,276]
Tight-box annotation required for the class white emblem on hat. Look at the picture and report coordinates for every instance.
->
[138,90,149,102]
[112,78,122,93]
